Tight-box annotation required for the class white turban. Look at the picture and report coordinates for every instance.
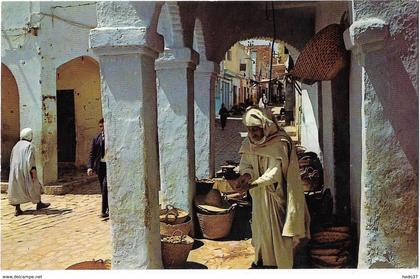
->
[242,108,284,146]
[20,128,33,141]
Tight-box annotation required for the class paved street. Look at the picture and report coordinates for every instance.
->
[1,118,254,270]
[1,181,112,270]
[215,117,246,170]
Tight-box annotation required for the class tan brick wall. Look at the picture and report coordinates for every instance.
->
[253,45,287,80]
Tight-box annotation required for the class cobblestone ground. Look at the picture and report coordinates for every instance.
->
[215,117,246,170]
[1,118,254,270]
[1,181,112,270]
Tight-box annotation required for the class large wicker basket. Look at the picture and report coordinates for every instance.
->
[160,216,192,236]
[66,259,111,270]
[197,209,235,239]
[161,231,194,268]
[290,24,348,85]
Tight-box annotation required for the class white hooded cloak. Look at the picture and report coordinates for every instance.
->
[7,128,42,205]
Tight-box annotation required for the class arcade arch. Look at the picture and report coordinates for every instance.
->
[1,64,20,180]
[56,56,102,171]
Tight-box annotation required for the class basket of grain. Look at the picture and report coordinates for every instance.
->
[161,230,194,268]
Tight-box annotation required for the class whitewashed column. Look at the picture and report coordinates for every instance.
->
[194,60,219,179]
[89,2,164,269]
[344,18,418,268]
[155,48,199,214]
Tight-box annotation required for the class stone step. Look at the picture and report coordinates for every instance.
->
[1,176,98,195]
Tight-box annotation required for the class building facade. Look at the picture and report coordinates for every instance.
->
[216,42,254,114]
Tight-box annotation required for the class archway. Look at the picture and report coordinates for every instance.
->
[56,56,102,174]
[1,64,20,181]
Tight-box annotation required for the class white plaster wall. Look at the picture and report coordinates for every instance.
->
[300,90,321,157]
[194,62,217,179]
[40,2,98,66]
[301,83,319,126]
[1,1,98,183]
[99,53,162,269]
[1,3,40,137]
[352,0,418,268]
[96,1,160,29]
[156,50,197,214]
[90,1,164,269]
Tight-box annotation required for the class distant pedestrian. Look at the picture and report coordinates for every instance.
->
[87,118,109,218]
[8,128,50,216]
[284,77,295,125]
[219,103,229,130]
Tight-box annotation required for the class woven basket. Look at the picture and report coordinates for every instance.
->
[322,226,350,233]
[311,239,351,250]
[161,230,194,268]
[160,216,192,237]
[311,254,349,267]
[197,209,235,239]
[160,205,189,224]
[312,231,350,243]
[290,24,348,85]
[66,259,111,270]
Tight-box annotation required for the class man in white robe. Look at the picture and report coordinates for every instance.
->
[229,108,310,268]
[8,128,50,216]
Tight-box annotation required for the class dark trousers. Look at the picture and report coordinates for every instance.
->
[97,162,108,214]
[221,116,227,129]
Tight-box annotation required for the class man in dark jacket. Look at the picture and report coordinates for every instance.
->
[87,118,109,218]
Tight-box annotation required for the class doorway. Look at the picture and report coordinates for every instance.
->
[57,90,76,164]
[1,64,20,181]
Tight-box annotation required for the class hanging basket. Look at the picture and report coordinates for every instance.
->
[161,230,194,268]
[290,24,348,85]
[66,259,111,270]
[197,208,235,239]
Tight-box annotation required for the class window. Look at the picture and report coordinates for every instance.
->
[240,63,246,71]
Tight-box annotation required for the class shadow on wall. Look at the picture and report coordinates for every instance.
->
[364,41,418,175]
